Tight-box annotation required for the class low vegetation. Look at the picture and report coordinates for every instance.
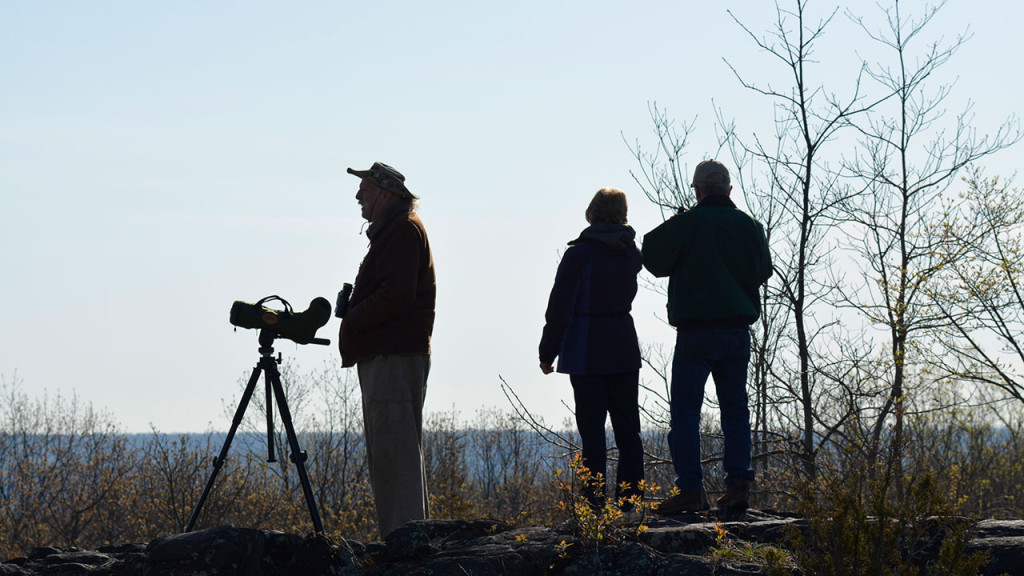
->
[3,365,1024,576]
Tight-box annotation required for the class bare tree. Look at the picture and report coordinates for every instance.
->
[723,0,875,480]
[841,0,1021,489]
[623,102,698,217]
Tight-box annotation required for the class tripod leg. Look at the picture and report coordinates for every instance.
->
[266,370,276,462]
[184,363,262,533]
[268,365,325,534]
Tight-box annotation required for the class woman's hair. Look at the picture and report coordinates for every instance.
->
[585,188,628,224]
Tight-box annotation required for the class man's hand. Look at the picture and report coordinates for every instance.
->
[539,362,554,375]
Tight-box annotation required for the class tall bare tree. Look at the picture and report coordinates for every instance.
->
[841,0,1020,488]
[723,0,876,480]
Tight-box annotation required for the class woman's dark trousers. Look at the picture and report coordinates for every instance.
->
[570,370,644,509]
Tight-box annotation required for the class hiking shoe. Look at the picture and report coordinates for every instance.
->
[716,480,752,514]
[655,490,710,515]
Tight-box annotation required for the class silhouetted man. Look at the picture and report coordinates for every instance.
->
[642,160,772,516]
[339,162,436,537]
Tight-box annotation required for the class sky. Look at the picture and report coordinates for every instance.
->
[1,1,1021,433]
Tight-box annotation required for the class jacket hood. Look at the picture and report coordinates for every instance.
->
[570,223,637,254]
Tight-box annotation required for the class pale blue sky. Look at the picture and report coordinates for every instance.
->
[1,1,1020,432]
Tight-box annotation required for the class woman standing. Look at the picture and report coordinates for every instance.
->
[539,188,644,511]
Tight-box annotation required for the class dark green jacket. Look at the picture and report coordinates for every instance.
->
[642,195,772,328]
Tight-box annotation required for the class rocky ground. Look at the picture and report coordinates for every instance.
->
[3,511,1024,575]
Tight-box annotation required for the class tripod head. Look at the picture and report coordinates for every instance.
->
[258,327,328,352]
[258,329,280,356]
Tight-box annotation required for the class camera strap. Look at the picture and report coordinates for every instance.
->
[256,295,293,313]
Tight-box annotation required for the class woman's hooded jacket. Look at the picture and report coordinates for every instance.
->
[539,223,643,375]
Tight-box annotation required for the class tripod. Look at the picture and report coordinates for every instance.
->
[185,328,325,534]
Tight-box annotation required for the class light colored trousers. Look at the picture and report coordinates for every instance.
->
[357,353,430,538]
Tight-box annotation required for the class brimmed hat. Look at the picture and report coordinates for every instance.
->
[691,160,730,186]
[347,162,418,199]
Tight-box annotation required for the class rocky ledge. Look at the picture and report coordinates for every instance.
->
[3,512,1024,576]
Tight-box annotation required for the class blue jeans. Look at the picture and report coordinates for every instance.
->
[668,328,754,492]
[570,370,645,508]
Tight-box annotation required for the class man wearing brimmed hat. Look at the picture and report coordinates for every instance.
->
[642,160,772,517]
[339,161,435,537]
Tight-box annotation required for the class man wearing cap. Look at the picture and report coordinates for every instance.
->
[641,160,772,516]
[340,162,436,537]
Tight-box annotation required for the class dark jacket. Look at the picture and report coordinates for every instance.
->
[539,223,643,375]
[339,203,436,367]
[642,195,772,328]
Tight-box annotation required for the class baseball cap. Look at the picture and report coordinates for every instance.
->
[691,160,731,186]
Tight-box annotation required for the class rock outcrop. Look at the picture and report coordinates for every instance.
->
[3,512,1024,575]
